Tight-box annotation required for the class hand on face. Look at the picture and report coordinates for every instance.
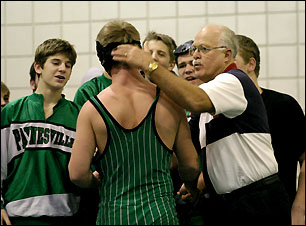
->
[111,44,153,72]
[143,40,174,70]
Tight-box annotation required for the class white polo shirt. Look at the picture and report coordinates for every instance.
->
[199,69,278,194]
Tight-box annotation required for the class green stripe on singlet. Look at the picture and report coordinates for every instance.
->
[89,88,178,225]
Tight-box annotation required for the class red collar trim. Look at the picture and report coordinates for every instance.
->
[223,63,237,73]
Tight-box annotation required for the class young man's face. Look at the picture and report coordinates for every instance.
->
[143,40,175,71]
[35,53,73,90]
[177,53,203,87]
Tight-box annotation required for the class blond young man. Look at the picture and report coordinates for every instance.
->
[68,20,200,225]
[143,31,177,72]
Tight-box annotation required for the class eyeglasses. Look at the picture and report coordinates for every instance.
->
[189,45,227,55]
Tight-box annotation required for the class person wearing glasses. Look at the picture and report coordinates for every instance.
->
[111,24,291,225]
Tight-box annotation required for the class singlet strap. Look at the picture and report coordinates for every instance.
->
[89,87,161,131]
[147,87,160,114]
[88,95,111,154]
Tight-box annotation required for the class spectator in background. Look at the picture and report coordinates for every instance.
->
[142,32,200,225]
[174,39,204,121]
[142,31,177,75]
[173,40,204,225]
[1,38,80,225]
[235,34,305,207]
[112,23,292,225]
[142,31,181,185]
[29,62,39,92]
[174,39,203,153]
[1,81,10,110]
[175,40,203,88]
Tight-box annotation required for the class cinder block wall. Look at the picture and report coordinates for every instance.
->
[1,1,305,111]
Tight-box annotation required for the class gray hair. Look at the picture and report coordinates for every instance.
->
[218,26,238,59]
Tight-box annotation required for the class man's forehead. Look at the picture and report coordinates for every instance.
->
[194,29,219,46]
[194,29,207,43]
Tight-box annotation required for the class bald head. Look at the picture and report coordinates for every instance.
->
[191,24,238,82]
[199,25,223,44]
[195,24,238,59]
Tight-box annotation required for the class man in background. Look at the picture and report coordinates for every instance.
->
[173,40,204,225]
[142,31,177,74]
[1,38,81,225]
[235,33,305,207]
[175,40,203,88]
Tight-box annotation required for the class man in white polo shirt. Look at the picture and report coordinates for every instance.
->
[111,24,291,225]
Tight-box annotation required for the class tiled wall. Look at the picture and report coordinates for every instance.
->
[1,1,305,111]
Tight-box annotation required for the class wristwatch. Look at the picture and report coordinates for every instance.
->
[147,61,159,75]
